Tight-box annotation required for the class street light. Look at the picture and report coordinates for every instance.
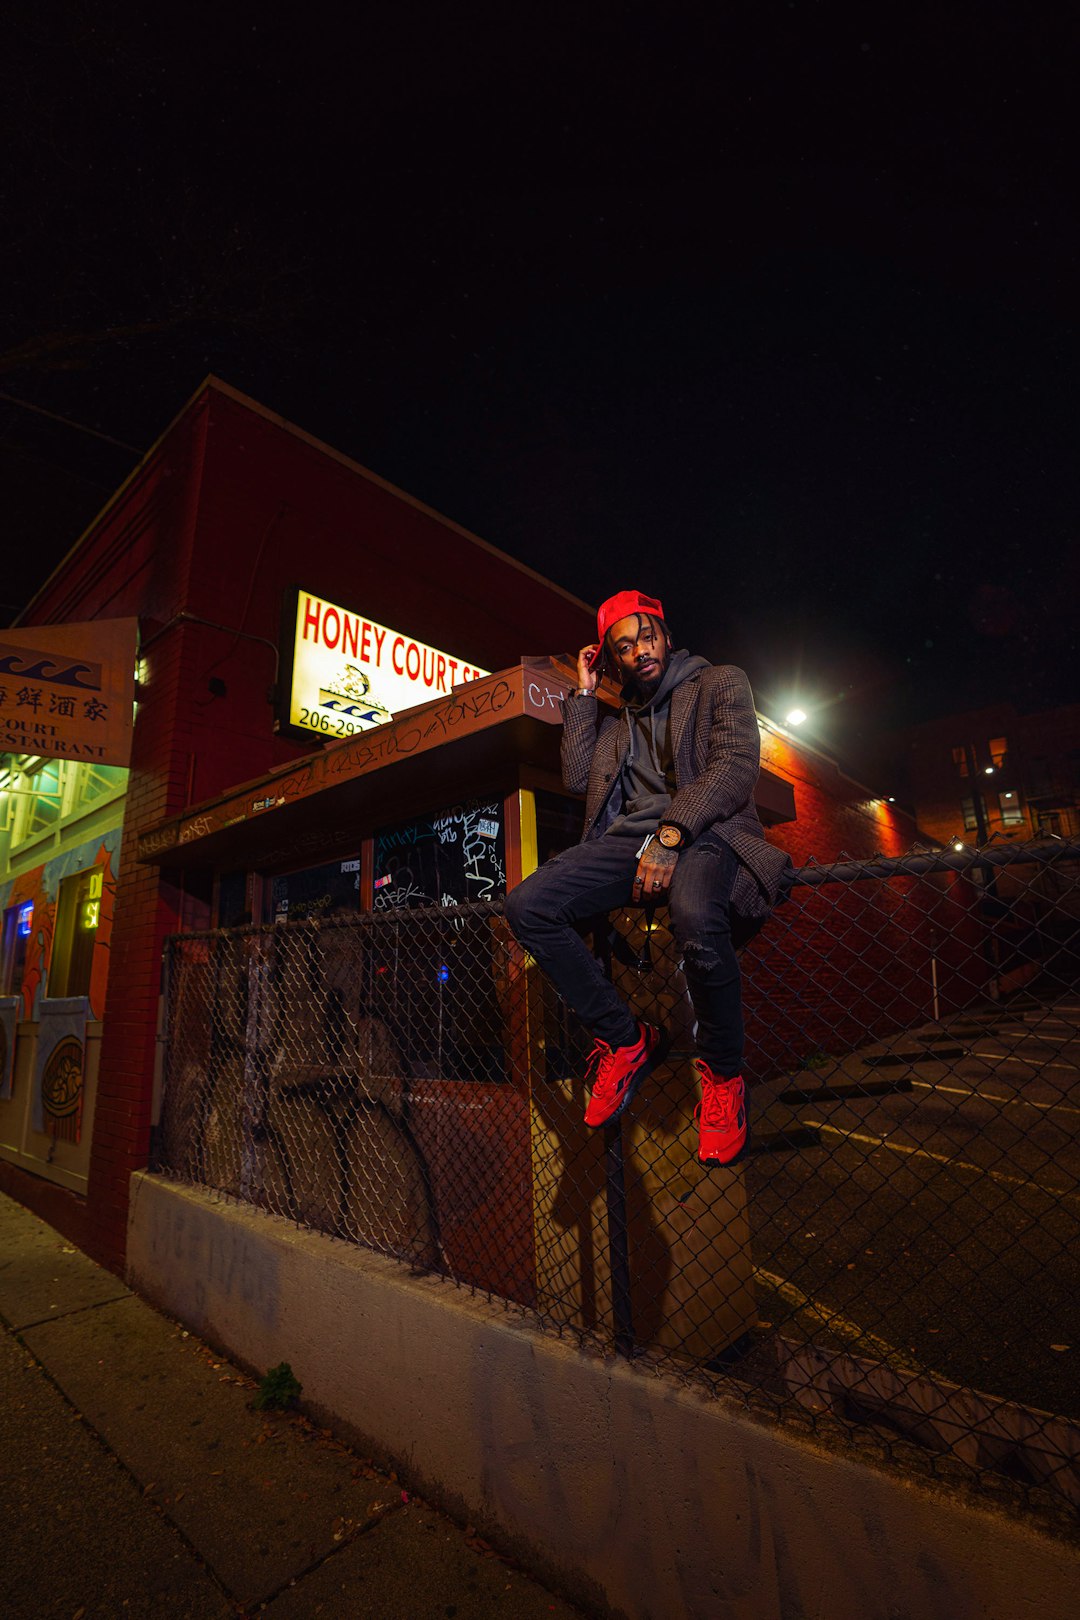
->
[786,708,807,726]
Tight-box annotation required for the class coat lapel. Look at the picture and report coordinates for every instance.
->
[669,674,701,781]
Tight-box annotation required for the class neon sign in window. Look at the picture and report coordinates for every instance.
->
[17,902,33,937]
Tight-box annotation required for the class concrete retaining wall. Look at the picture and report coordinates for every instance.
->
[127,1172,1079,1620]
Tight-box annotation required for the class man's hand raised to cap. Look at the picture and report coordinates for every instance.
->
[576,646,600,692]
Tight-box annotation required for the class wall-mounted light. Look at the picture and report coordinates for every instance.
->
[786,708,808,726]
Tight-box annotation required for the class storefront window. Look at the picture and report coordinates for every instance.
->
[216,869,249,928]
[66,761,126,815]
[1,901,34,998]
[8,758,126,853]
[47,867,103,999]
[10,758,62,847]
[365,798,509,1080]
[998,791,1024,827]
[373,799,505,910]
[271,857,361,924]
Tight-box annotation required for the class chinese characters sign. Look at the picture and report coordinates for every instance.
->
[0,619,137,766]
[285,589,488,741]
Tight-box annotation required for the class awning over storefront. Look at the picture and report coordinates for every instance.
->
[136,658,796,871]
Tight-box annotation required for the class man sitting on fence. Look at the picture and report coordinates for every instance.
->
[505,589,790,1166]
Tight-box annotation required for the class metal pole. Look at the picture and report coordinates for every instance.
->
[963,742,991,846]
[605,1120,635,1357]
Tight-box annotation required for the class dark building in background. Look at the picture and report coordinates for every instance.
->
[893,703,1080,850]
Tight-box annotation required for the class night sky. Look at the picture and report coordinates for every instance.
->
[2,4,1077,771]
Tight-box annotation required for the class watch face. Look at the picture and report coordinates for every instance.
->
[658,825,682,848]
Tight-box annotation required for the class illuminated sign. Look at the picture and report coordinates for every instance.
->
[284,590,488,741]
[0,618,137,766]
[17,901,33,937]
[79,870,103,930]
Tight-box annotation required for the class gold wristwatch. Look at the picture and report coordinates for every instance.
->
[656,823,686,850]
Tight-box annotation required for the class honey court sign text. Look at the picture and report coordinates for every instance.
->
[284,589,488,741]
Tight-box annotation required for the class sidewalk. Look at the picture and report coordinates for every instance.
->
[0,1191,587,1620]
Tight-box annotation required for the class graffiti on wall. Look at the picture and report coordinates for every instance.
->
[373,800,506,911]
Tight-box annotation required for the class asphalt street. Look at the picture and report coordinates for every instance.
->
[746,997,1080,1420]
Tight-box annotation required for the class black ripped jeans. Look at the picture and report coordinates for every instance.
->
[504,830,744,1077]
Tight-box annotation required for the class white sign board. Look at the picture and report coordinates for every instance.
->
[286,590,488,740]
[0,618,137,766]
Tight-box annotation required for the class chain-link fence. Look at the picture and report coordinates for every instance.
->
[156,839,1080,1521]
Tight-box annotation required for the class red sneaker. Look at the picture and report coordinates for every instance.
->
[583,1021,667,1127]
[694,1060,748,1166]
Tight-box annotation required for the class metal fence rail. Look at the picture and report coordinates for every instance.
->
[156,840,1080,1519]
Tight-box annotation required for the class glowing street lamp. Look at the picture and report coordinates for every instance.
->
[785,707,808,727]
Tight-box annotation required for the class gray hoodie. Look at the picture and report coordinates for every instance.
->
[606,649,711,839]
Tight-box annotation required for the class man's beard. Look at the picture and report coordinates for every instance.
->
[632,649,670,699]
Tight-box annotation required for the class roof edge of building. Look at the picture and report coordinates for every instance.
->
[16,375,596,629]
[202,378,594,620]
[14,376,217,627]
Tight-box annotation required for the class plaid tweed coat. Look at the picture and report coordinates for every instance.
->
[561,663,791,919]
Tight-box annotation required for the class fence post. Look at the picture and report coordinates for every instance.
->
[605,1120,635,1357]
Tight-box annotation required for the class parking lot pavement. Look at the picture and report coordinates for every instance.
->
[746,996,1080,1419]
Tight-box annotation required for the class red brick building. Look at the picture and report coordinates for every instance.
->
[2,377,972,1272]
[1,379,597,1266]
[893,701,1080,849]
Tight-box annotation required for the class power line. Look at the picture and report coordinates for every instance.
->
[0,389,141,454]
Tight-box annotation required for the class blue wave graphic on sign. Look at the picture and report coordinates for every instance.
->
[320,697,392,723]
[0,650,102,689]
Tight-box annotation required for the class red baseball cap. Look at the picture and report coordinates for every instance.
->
[596,590,666,643]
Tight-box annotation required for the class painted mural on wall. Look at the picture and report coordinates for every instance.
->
[0,828,120,1023]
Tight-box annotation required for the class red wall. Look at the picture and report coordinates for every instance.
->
[747,726,990,1079]
[8,380,596,1268]
[181,388,594,804]
[4,397,210,1259]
